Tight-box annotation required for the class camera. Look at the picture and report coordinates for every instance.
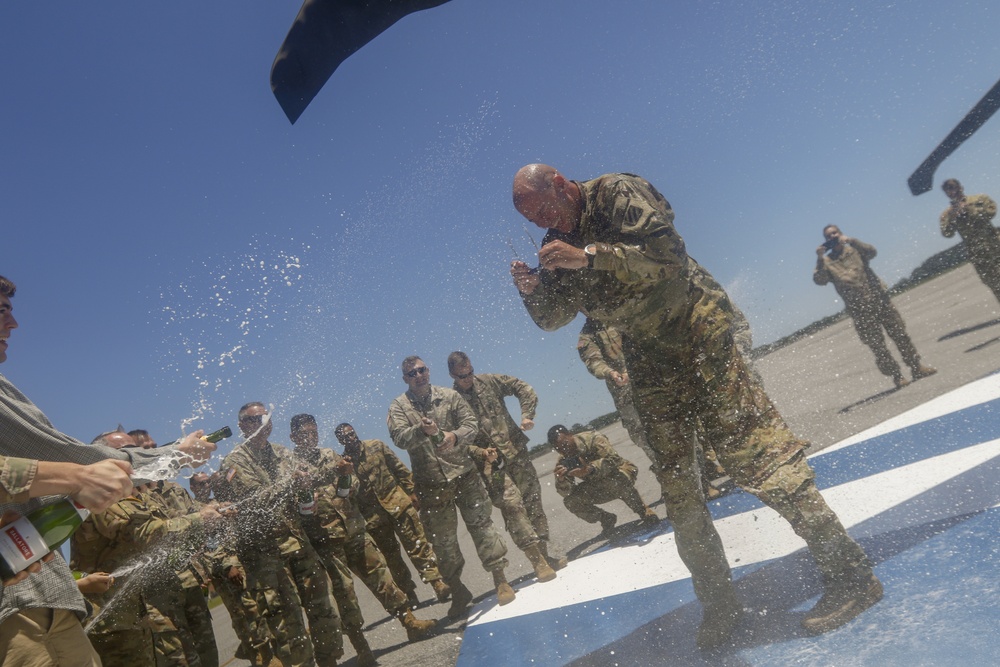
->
[823,237,838,250]
[562,455,583,470]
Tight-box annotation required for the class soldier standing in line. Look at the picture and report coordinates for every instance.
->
[189,472,276,667]
[333,423,450,607]
[814,225,937,389]
[547,425,658,537]
[940,178,1000,305]
[511,164,883,649]
[71,432,224,667]
[217,402,343,667]
[387,356,513,618]
[291,414,437,665]
[447,351,566,577]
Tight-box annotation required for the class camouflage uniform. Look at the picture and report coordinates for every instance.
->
[218,441,343,667]
[453,373,550,552]
[941,192,1000,302]
[577,319,655,464]
[295,446,410,623]
[387,386,508,588]
[0,455,35,503]
[553,430,649,524]
[70,493,208,667]
[345,438,443,596]
[520,172,872,619]
[143,481,219,667]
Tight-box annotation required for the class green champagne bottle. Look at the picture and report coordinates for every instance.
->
[0,499,90,579]
[162,426,233,447]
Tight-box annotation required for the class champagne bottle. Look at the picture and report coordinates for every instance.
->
[163,426,233,448]
[336,473,352,498]
[297,490,317,515]
[0,499,90,579]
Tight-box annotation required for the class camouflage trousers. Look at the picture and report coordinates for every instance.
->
[311,532,409,626]
[211,569,270,662]
[607,379,657,470]
[849,297,921,379]
[626,325,871,608]
[145,576,218,667]
[366,501,442,594]
[244,545,343,667]
[416,469,508,585]
[561,467,648,524]
[504,454,550,543]
[89,627,156,667]
[482,471,540,551]
[969,248,1000,304]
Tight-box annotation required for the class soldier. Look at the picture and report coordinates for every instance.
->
[334,423,450,607]
[291,414,435,664]
[511,164,882,649]
[70,448,224,667]
[128,429,159,449]
[447,351,564,578]
[940,178,1000,304]
[547,425,658,537]
[189,472,275,667]
[387,356,513,618]
[814,225,937,389]
[142,478,220,667]
[217,402,343,667]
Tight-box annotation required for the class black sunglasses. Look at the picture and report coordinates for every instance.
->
[406,366,429,378]
[451,370,474,380]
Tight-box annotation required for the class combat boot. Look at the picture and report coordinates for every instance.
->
[492,568,516,606]
[538,541,568,571]
[911,363,938,380]
[447,581,474,619]
[892,373,910,389]
[431,578,452,602]
[696,595,745,651]
[405,586,420,608]
[523,543,557,582]
[397,607,437,642]
[345,625,377,667]
[639,507,660,527]
[802,571,883,635]
[598,511,617,538]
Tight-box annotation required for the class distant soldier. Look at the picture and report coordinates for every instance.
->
[814,225,937,389]
[547,425,658,537]
[334,423,450,606]
[448,351,564,578]
[387,356,512,618]
[290,414,435,666]
[217,402,343,667]
[940,178,1000,304]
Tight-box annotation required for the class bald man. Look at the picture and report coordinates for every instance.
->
[509,165,881,649]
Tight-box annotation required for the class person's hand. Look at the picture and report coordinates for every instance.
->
[609,371,629,387]
[176,430,216,467]
[554,465,568,479]
[439,431,456,451]
[1,511,54,586]
[840,236,853,246]
[334,458,354,476]
[568,464,592,479]
[510,261,540,294]
[76,572,114,595]
[215,502,238,519]
[539,240,587,271]
[520,417,534,431]
[484,448,499,463]
[292,468,313,490]
[70,459,134,512]
[199,505,223,526]
[420,417,439,436]
[409,493,421,511]
[816,244,828,257]
[227,565,245,587]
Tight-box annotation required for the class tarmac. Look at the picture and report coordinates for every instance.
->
[214,262,1000,666]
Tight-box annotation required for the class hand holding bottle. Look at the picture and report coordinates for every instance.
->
[176,430,215,467]
[0,510,53,586]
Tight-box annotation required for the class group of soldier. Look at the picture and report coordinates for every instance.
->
[3,170,996,665]
[814,178,998,389]
[58,342,665,667]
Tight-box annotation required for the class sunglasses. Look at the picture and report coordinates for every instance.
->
[451,370,474,380]
[240,414,267,425]
[406,366,429,378]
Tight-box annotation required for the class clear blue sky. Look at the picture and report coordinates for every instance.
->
[3,1,1000,465]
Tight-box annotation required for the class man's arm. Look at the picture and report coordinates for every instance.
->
[514,262,585,332]
[387,398,428,450]
[1,457,133,511]
[448,392,480,446]
[845,238,877,261]
[376,441,416,496]
[493,374,538,423]
[577,326,614,380]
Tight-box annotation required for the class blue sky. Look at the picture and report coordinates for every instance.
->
[3,1,1000,465]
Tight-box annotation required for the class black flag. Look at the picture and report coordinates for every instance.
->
[271,0,453,124]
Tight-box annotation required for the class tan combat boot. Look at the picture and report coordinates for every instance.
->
[345,625,377,667]
[911,363,937,380]
[397,607,437,642]
[431,578,452,602]
[523,543,557,582]
[802,571,883,635]
[492,568,516,606]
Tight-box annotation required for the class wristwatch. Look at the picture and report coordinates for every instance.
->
[584,244,597,268]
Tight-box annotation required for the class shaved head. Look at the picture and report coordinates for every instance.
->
[512,163,581,233]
